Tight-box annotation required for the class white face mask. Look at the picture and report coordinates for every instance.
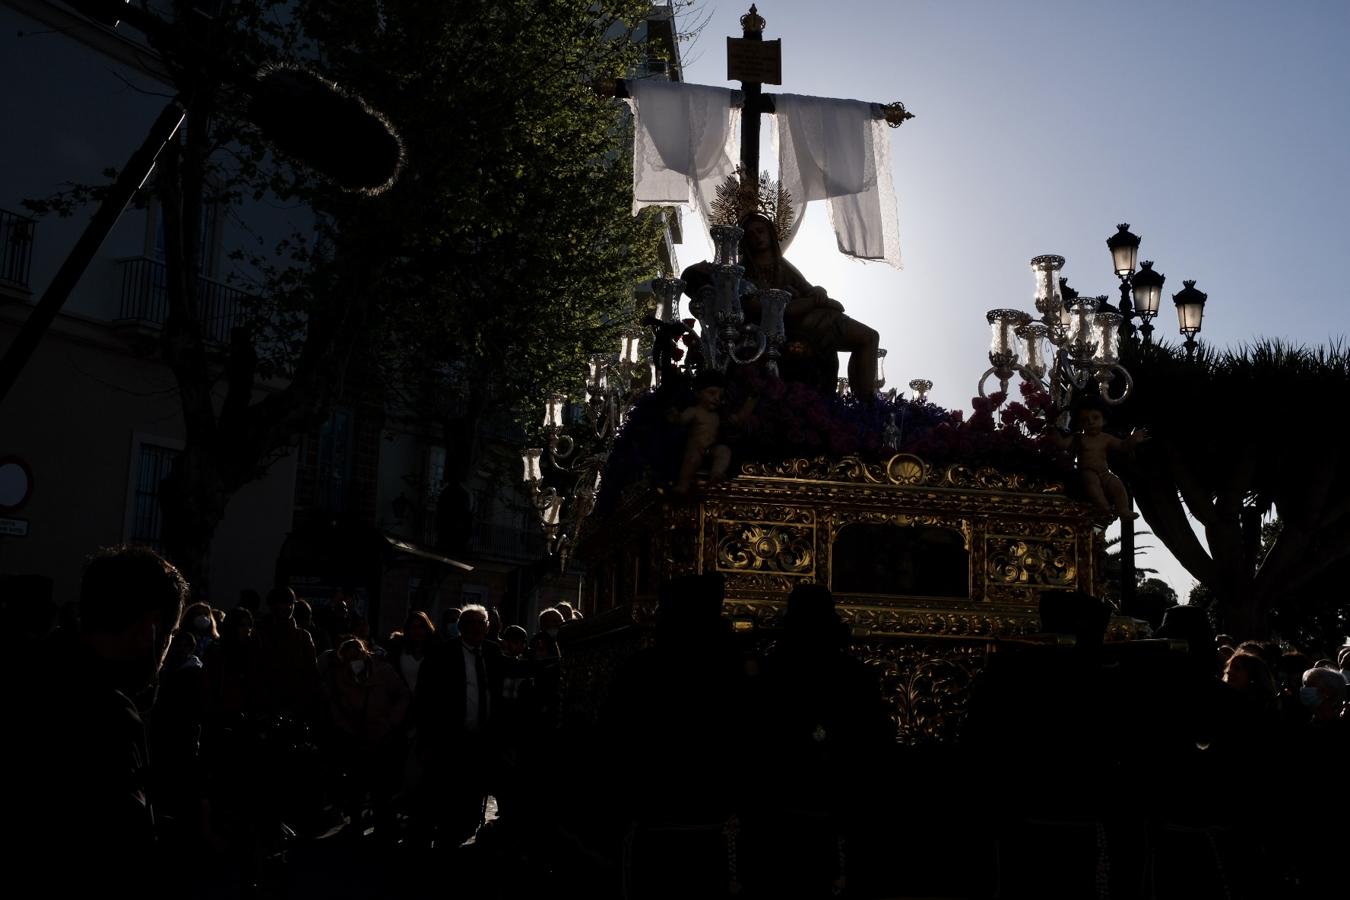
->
[348,659,367,677]
[1299,686,1322,707]
[545,628,560,639]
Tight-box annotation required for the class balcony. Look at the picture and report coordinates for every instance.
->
[470,520,548,563]
[0,209,36,291]
[115,256,246,344]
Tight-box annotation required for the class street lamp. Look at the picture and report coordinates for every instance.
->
[981,224,1210,414]
[1173,280,1208,358]
[522,321,656,559]
[1107,222,1141,278]
[1130,260,1166,344]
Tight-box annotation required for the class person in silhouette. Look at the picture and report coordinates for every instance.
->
[12,546,188,894]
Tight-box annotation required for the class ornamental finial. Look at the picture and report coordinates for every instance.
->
[882,101,915,128]
[742,4,766,34]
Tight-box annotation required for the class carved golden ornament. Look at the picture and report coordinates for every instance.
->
[722,572,805,594]
[858,640,989,745]
[716,522,814,575]
[886,454,926,484]
[724,599,792,626]
[739,456,882,483]
[989,519,1079,542]
[704,501,815,526]
[882,101,915,128]
[985,538,1075,586]
[843,606,1039,637]
[983,583,1038,605]
[738,454,1065,494]
[720,599,1041,638]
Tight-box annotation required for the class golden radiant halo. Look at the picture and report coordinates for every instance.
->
[710,168,796,242]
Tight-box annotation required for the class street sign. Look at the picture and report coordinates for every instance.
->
[0,456,32,511]
[727,37,782,85]
[0,517,29,537]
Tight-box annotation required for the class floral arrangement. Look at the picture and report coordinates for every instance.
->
[595,372,1073,513]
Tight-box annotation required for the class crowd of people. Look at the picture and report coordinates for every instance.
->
[2,546,1346,899]
[3,546,583,897]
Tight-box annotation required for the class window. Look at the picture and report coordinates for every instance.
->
[130,443,179,550]
[426,445,447,500]
[316,408,354,513]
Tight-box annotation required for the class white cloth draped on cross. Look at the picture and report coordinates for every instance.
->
[626,79,742,224]
[626,82,901,269]
[774,93,901,269]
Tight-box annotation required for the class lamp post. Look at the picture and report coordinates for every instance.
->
[521,321,655,563]
[1100,225,1205,614]
[1131,261,1166,345]
[975,223,1212,616]
[1173,280,1208,359]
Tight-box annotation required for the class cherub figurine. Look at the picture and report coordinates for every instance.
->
[667,371,756,495]
[1048,403,1149,521]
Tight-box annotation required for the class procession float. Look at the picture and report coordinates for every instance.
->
[524,6,1157,747]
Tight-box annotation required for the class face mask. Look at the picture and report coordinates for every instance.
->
[1299,686,1322,707]
[545,628,559,639]
[192,615,212,633]
[348,659,367,677]
[447,624,460,638]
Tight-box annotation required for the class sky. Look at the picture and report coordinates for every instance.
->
[671,0,1350,599]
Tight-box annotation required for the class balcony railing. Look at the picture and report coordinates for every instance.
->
[470,520,548,562]
[0,209,36,290]
[116,256,247,344]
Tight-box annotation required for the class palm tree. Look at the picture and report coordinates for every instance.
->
[1111,339,1350,638]
[1098,531,1169,611]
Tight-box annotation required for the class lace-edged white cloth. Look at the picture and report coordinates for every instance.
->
[627,79,742,223]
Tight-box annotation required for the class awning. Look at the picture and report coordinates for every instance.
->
[381,533,474,572]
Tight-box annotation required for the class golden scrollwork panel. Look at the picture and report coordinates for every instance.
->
[704,500,816,525]
[984,536,1076,587]
[988,519,1080,542]
[714,521,816,577]
[856,639,991,745]
[984,583,1038,605]
[724,599,789,627]
[842,605,1039,637]
[739,453,1066,494]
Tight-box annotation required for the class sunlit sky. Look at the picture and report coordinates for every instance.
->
[671,0,1350,598]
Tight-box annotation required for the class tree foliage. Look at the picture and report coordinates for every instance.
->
[1114,338,1350,638]
[24,1,664,587]
[300,0,664,462]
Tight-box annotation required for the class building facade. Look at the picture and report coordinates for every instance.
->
[0,1,300,607]
[1,1,685,636]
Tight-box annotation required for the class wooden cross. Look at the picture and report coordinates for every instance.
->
[603,4,913,192]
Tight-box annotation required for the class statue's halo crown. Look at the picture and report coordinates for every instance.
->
[710,168,796,243]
